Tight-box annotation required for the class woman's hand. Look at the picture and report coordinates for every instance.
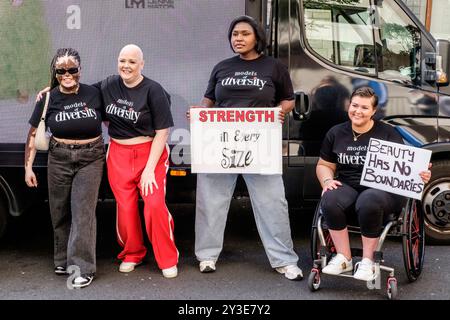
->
[35,87,50,102]
[25,169,38,188]
[140,167,158,197]
[321,179,342,195]
[278,109,286,124]
[186,105,207,120]
[419,163,432,184]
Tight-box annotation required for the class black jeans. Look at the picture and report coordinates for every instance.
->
[47,137,105,275]
[320,183,405,238]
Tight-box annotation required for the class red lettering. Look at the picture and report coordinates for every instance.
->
[265,110,275,122]
[200,109,276,122]
[199,110,207,122]
[255,110,264,122]
[207,110,216,122]
[226,110,235,122]
[246,111,255,122]
[217,110,226,122]
[235,110,245,122]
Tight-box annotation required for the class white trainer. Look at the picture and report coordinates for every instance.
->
[322,253,353,275]
[353,258,376,281]
[119,261,140,273]
[275,264,303,280]
[162,266,178,278]
[199,260,216,273]
[72,274,94,288]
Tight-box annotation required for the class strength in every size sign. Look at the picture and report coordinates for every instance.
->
[360,138,431,200]
[190,107,282,174]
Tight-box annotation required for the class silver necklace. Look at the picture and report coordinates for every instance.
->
[352,129,363,141]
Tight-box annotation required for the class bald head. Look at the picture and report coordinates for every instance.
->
[119,44,144,62]
[118,44,145,86]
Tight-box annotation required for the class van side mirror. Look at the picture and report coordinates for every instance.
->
[436,39,450,87]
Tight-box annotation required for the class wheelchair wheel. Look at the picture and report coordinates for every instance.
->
[308,269,321,292]
[387,277,398,300]
[310,203,335,262]
[402,199,425,282]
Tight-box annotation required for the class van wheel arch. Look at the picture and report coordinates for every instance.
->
[422,159,450,244]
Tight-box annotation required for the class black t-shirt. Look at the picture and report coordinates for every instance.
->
[96,75,174,139]
[320,120,404,190]
[204,55,294,107]
[29,83,103,139]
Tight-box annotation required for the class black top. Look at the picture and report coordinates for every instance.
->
[320,120,404,190]
[29,83,103,140]
[204,55,294,108]
[96,75,173,139]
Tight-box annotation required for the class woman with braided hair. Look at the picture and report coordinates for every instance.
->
[25,48,105,288]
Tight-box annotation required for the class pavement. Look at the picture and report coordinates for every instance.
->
[1,201,450,302]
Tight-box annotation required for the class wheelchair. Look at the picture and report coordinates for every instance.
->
[308,198,424,300]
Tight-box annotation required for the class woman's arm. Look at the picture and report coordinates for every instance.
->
[200,97,215,107]
[140,128,170,196]
[316,158,341,193]
[35,87,50,102]
[24,127,38,187]
[278,99,294,123]
[186,97,215,119]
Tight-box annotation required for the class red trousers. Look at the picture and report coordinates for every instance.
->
[107,140,178,269]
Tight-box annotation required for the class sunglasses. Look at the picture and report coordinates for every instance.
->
[55,67,79,75]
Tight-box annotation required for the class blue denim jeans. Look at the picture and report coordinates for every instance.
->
[47,137,105,275]
[195,173,299,268]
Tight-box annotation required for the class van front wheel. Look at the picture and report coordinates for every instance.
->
[422,160,450,244]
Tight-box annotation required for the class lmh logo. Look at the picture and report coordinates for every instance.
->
[125,0,175,9]
[125,0,145,8]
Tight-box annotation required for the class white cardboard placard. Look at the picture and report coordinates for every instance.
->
[190,107,282,174]
[360,138,431,200]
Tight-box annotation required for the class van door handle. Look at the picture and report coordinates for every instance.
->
[293,91,311,121]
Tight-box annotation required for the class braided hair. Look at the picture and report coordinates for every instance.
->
[49,48,81,89]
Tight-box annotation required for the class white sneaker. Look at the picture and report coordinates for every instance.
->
[322,253,353,275]
[199,260,216,273]
[162,266,178,278]
[275,265,304,280]
[353,258,376,281]
[72,274,94,288]
[119,261,140,273]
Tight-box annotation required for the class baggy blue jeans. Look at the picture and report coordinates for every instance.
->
[195,173,299,268]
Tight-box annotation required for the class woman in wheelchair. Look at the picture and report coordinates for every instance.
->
[316,87,431,281]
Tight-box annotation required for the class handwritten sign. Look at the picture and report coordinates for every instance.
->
[360,138,431,200]
[190,107,282,174]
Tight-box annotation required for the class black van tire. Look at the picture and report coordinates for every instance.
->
[0,198,7,239]
[422,160,450,244]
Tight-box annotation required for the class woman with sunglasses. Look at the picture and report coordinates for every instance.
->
[35,45,178,279]
[25,48,105,288]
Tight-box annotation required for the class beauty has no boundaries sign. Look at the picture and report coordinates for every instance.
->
[360,138,431,199]
[190,107,282,174]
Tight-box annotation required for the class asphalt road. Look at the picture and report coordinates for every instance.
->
[1,201,450,302]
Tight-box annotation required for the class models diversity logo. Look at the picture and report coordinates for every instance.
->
[220,71,267,91]
[125,0,175,9]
